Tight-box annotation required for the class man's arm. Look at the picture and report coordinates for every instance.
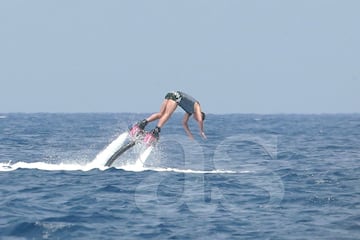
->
[182,113,194,139]
[194,103,207,139]
[197,119,207,139]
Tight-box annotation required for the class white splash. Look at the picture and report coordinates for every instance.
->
[91,132,129,167]
[0,131,247,174]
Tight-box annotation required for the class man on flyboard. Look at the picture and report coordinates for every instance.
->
[130,91,206,143]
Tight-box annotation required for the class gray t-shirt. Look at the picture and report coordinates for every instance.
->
[178,91,198,114]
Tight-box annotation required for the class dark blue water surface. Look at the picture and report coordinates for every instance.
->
[1,113,360,239]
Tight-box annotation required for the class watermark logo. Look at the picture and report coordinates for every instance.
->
[134,133,284,217]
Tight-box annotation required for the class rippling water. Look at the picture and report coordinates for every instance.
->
[1,113,359,239]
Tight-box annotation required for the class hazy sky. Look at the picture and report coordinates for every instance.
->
[1,0,359,114]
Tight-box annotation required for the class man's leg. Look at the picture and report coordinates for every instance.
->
[137,99,178,139]
[156,100,178,128]
[146,99,168,123]
[148,100,178,139]
[135,99,168,130]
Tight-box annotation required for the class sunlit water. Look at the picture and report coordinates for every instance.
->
[1,113,359,239]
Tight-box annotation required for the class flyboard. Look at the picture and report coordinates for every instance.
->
[104,125,157,167]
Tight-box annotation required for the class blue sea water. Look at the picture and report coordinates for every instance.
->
[0,113,360,240]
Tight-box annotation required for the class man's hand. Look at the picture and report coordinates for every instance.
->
[200,131,207,139]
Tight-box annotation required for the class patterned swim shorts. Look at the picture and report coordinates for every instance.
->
[165,91,182,103]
